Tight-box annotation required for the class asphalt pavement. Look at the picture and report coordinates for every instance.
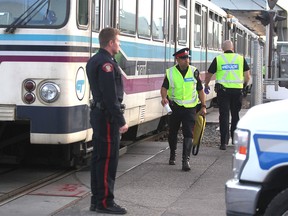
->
[54,108,247,216]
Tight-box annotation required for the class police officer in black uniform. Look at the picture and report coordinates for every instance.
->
[204,40,250,150]
[160,48,207,171]
[86,27,128,215]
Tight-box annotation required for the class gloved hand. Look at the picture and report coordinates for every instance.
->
[204,86,210,94]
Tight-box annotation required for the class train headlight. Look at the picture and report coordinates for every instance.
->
[39,82,60,103]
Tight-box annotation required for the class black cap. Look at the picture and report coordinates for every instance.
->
[173,48,190,59]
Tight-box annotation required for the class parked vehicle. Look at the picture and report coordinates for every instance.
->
[225,99,288,215]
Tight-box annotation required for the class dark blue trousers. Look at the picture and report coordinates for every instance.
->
[90,108,120,209]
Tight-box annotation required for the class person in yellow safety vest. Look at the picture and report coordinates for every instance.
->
[160,48,207,171]
[204,40,250,150]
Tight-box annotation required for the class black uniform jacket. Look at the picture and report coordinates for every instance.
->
[86,48,126,127]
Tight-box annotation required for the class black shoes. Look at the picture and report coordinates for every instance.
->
[182,161,191,171]
[90,203,127,215]
[169,151,176,165]
[89,204,97,211]
[169,158,176,165]
[219,144,226,150]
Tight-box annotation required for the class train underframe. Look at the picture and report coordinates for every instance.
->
[0,115,169,167]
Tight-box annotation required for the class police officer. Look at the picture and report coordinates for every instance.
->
[204,40,250,150]
[160,48,206,171]
[86,27,128,215]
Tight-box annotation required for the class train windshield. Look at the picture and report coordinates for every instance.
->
[0,0,68,31]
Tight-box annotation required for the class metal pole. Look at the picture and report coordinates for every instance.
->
[251,39,263,106]
[268,11,275,78]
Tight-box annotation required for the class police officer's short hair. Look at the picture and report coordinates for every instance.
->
[99,27,120,48]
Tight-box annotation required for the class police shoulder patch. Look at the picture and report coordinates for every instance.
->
[194,70,199,79]
[102,63,114,73]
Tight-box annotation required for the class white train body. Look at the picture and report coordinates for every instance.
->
[0,0,258,163]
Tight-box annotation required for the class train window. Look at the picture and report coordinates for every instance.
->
[248,35,252,57]
[91,0,100,31]
[103,0,112,28]
[77,0,88,26]
[0,11,12,25]
[202,6,207,49]
[138,0,151,38]
[152,0,164,41]
[0,0,68,28]
[213,14,218,49]
[166,0,174,43]
[119,0,136,35]
[234,27,242,55]
[215,14,218,22]
[222,17,226,40]
[216,15,223,50]
[178,0,187,45]
[208,11,214,49]
[194,3,201,47]
[237,32,244,55]
[244,33,248,56]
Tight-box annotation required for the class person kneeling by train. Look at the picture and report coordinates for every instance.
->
[160,48,206,171]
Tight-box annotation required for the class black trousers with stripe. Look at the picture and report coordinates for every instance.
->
[90,107,120,209]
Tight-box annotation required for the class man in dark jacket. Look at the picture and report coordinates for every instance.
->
[86,27,128,215]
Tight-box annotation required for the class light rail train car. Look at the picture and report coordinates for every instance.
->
[0,0,257,166]
[229,16,259,94]
[189,1,258,105]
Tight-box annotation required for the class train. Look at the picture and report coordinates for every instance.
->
[0,0,258,166]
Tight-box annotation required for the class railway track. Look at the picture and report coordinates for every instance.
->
[0,166,84,206]
[0,131,167,209]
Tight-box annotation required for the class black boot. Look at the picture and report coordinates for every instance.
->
[169,150,176,165]
[168,138,177,165]
[219,144,226,150]
[182,138,192,171]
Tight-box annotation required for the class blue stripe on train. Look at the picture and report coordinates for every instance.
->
[0,34,219,62]
[16,105,91,134]
[0,34,92,43]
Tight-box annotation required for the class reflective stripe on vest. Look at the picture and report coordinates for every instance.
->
[166,65,199,108]
[216,53,244,89]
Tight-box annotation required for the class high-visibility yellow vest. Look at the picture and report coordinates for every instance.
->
[216,53,244,89]
[166,65,199,108]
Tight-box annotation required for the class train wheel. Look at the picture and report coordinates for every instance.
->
[264,188,288,216]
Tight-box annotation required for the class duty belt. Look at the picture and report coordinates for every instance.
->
[90,100,105,110]
[90,100,126,113]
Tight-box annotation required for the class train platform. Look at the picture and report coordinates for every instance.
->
[54,108,249,216]
[0,108,250,216]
